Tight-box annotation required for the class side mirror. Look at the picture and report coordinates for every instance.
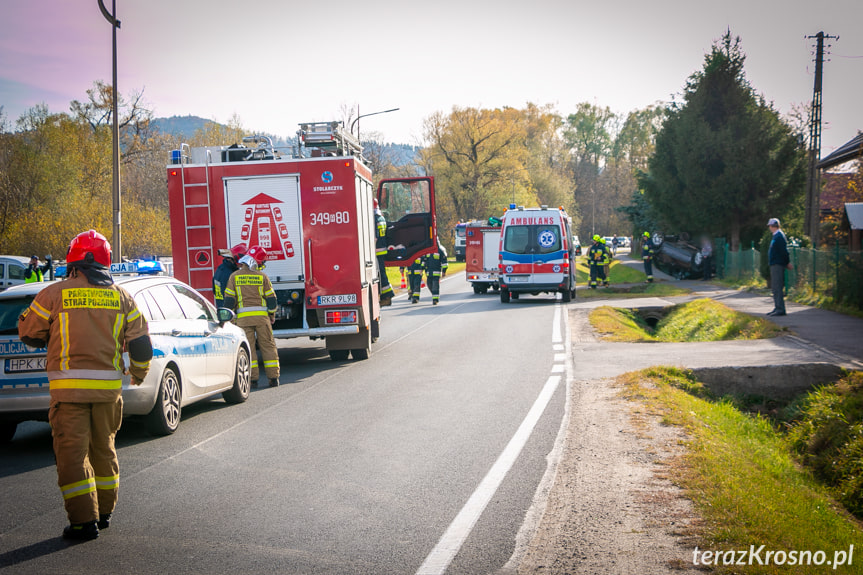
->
[216,307,236,326]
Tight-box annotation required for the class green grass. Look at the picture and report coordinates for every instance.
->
[590,298,782,342]
[785,371,863,517]
[575,258,644,284]
[619,367,863,574]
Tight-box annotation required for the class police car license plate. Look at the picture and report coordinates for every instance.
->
[5,357,47,373]
[317,294,357,306]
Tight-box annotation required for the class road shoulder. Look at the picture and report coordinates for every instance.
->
[513,308,703,574]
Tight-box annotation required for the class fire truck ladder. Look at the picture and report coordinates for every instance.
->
[297,121,363,157]
[178,143,216,293]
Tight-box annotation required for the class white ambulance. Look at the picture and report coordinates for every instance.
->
[497,205,577,303]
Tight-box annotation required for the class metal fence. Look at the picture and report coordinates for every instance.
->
[715,240,863,309]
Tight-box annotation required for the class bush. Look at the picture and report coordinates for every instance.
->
[786,371,863,517]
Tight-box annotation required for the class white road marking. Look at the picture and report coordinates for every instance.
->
[416,302,565,575]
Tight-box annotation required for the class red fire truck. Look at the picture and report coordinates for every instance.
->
[464,220,502,294]
[167,122,437,360]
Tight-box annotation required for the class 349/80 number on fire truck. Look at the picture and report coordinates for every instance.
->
[311,211,350,225]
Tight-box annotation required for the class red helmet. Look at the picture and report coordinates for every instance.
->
[67,229,112,267]
[247,245,267,266]
[373,198,380,210]
[230,243,248,258]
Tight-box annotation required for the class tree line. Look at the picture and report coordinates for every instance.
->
[4,30,855,261]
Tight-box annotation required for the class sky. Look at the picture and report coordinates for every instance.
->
[1,0,861,156]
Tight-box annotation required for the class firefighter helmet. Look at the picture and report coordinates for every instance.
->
[67,229,112,267]
[373,198,379,210]
[643,231,650,237]
[230,243,248,258]
[592,234,601,242]
[247,245,267,266]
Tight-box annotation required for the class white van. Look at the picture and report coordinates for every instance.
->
[498,206,577,302]
[0,256,30,291]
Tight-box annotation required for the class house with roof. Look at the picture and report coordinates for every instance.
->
[818,132,863,250]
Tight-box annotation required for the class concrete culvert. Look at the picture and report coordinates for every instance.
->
[635,306,666,330]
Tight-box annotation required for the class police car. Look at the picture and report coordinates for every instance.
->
[0,261,252,442]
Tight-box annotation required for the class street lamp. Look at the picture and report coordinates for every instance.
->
[591,188,595,237]
[350,107,400,142]
[98,0,121,262]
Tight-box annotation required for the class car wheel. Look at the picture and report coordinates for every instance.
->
[223,346,251,404]
[473,285,483,294]
[500,289,510,303]
[147,367,181,436]
[561,285,572,302]
[0,422,17,443]
[329,349,349,361]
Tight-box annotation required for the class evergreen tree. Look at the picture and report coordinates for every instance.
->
[639,32,806,250]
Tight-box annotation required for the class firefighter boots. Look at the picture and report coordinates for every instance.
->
[63,521,99,541]
[98,513,112,530]
[269,378,279,388]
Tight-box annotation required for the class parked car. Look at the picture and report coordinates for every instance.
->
[652,232,709,279]
[0,256,31,291]
[0,272,251,442]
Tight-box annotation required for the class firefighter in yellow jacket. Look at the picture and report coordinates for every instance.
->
[223,245,280,388]
[18,230,152,541]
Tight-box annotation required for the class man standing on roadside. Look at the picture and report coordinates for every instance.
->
[767,218,792,316]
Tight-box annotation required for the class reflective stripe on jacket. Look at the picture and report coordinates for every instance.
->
[17,272,151,402]
[224,266,277,324]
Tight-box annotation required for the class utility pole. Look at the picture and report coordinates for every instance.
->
[804,31,838,249]
[98,0,122,262]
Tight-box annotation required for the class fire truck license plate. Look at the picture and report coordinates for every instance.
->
[5,357,47,373]
[317,294,357,306]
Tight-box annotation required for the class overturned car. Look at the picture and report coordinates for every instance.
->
[651,233,712,279]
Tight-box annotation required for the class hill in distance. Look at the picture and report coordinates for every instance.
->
[151,115,417,165]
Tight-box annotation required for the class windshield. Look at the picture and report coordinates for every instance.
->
[503,225,561,255]
[455,226,466,238]
[0,295,34,335]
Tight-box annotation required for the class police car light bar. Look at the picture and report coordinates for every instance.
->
[109,260,165,275]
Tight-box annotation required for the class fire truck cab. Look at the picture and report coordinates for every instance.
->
[167,122,436,360]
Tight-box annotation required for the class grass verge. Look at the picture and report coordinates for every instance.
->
[619,367,863,574]
[590,298,783,342]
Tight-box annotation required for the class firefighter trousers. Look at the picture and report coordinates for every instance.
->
[240,316,280,381]
[426,273,441,302]
[409,271,423,300]
[589,263,606,288]
[377,256,393,299]
[643,258,653,282]
[49,396,123,524]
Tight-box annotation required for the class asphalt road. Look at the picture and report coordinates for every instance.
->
[0,277,570,575]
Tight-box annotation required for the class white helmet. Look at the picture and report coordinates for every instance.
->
[238,254,258,270]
